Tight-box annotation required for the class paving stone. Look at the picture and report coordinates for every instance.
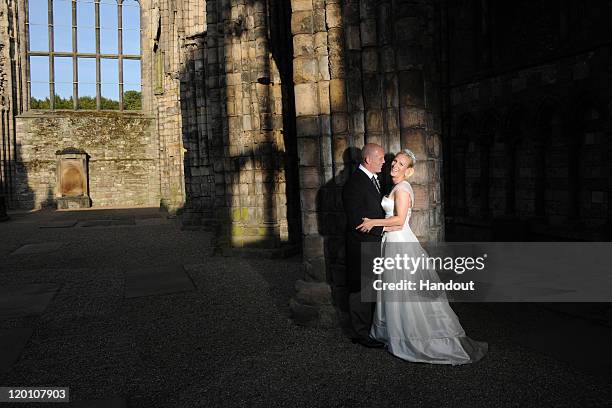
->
[80,219,136,227]
[79,220,113,227]
[8,220,37,224]
[0,328,33,373]
[109,219,136,226]
[0,283,60,319]
[124,266,195,298]
[69,397,127,408]
[135,213,163,220]
[40,220,78,228]
[10,242,63,255]
[135,218,168,226]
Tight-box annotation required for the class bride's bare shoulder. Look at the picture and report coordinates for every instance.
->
[393,180,412,192]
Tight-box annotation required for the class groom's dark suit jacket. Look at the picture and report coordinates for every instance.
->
[342,168,385,293]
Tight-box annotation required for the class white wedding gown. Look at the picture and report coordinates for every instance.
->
[370,181,487,364]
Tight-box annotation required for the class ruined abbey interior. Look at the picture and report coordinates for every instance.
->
[1,0,611,326]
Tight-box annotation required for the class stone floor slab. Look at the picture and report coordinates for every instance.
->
[135,213,163,219]
[10,242,64,255]
[125,266,195,298]
[69,397,127,408]
[135,218,168,226]
[0,283,60,319]
[0,328,33,373]
[40,220,78,228]
[79,220,113,227]
[80,219,135,227]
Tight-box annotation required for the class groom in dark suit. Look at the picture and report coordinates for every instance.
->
[342,143,387,348]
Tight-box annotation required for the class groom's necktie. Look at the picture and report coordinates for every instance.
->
[371,175,381,194]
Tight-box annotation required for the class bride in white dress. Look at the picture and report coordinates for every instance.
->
[357,149,487,365]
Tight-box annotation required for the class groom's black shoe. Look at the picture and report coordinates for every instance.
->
[352,337,385,348]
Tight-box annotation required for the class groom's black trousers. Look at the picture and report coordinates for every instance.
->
[342,169,385,339]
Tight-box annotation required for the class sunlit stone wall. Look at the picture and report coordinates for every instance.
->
[290,0,444,326]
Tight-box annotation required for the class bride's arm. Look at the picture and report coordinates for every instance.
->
[356,190,411,232]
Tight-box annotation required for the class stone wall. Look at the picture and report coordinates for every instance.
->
[149,0,446,326]
[2,0,448,328]
[147,0,188,212]
[443,0,612,241]
[289,0,444,326]
[13,111,159,209]
[170,0,301,250]
[0,0,24,209]
[2,0,167,211]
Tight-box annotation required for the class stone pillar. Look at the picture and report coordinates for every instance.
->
[208,0,287,250]
[343,0,365,149]
[394,0,443,242]
[289,0,336,327]
[360,0,384,146]
[326,0,351,309]
[291,0,444,327]
[377,0,400,154]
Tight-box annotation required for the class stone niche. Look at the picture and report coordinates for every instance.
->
[55,148,91,209]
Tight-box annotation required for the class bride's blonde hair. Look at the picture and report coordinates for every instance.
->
[401,149,416,168]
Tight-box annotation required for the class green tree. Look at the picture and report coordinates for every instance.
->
[54,95,74,109]
[100,96,120,110]
[77,96,96,110]
[123,90,142,110]
[30,97,50,109]
[30,91,141,110]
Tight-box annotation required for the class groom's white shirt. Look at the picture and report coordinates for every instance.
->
[359,164,378,182]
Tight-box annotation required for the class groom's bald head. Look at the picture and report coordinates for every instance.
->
[361,143,385,173]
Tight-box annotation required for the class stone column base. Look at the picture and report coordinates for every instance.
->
[56,195,91,209]
[289,280,338,327]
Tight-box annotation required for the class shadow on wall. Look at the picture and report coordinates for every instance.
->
[7,142,87,211]
[314,148,400,329]
[316,147,360,322]
[3,142,36,211]
[446,95,612,242]
[177,0,302,252]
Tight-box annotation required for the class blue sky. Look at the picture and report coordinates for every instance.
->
[29,0,141,100]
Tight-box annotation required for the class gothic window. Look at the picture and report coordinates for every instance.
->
[27,0,141,110]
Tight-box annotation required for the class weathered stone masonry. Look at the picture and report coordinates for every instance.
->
[288,0,443,325]
[0,0,446,328]
[1,0,161,210]
[443,1,612,242]
[15,111,159,208]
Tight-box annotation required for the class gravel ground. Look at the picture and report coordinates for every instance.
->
[0,209,611,407]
